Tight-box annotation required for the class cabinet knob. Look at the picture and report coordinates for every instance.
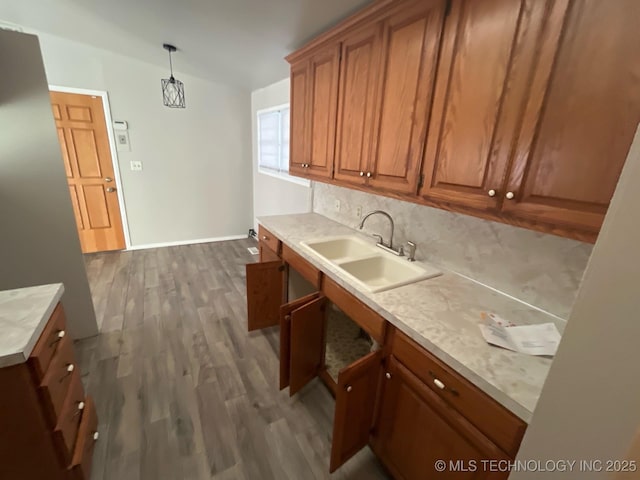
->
[78,401,85,411]
[346,385,353,393]
[488,189,496,197]
[57,330,66,339]
[262,236,269,241]
[93,431,100,441]
[305,164,310,168]
[433,378,446,390]
[385,372,392,380]
[359,171,364,177]
[505,191,515,200]
[366,172,372,178]
[66,364,75,373]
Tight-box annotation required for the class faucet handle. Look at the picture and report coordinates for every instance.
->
[406,241,417,262]
[371,233,384,245]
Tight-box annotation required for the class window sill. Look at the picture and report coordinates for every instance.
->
[258,168,311,187]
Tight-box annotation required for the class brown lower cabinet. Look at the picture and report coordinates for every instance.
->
[0,302,98,480]
[246,230,526,476]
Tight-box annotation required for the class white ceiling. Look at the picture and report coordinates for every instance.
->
[0,0,373,89]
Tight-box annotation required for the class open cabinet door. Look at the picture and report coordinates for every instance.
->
[330,350,383,472]
[279,292,319,390]
[289,295,326,395]
[246,261,284,331]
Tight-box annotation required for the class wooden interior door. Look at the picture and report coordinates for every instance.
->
[289,295,326,395]
[289,60,310,176]
[245,260,284,331]
[366,0,446,195]
[419,0,548,211]
[330,350,382,472]
[279,292,320,390]
[306,45,341,180]
[333,23,383,186]
[50,91,125,253]
[374,357,509,480]
[502,0,640,233]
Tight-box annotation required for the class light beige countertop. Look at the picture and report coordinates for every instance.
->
[258,213,564,423]
[0,283,65,368]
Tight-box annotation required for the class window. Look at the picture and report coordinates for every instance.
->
[257,105,308,186]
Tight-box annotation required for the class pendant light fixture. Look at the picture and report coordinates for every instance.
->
[161,43,186,108]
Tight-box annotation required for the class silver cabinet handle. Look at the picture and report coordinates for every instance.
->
[385,372,392,380]
[488,189,496,197]
[359,171,364,177]
[346,385,353,393]
[104,177,113,182]
[433,378,445,390]
[505,191,515,200]
[262,236,269,241]
[93,431,100,441]
[66,364,75,373]
[78,401,85,411]
[366,172,372,178]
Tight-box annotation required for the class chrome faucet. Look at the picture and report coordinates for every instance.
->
[358,210,405,257]
[358,210,417,260]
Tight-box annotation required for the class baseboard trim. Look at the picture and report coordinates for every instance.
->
[127,235,247,251]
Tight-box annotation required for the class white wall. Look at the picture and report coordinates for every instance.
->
[29,29,253,247]
[512,126,640,479]
[251,78,311,230]
[0,30,97,339]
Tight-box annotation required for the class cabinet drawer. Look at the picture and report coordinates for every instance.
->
[29,302,67,381]
[282,244,322,288]
[258,225,281,255]
[53,370,85,466]
[68,396,98,480]
[40,335,77,427]
[322,276,386,344]
[391,329,526,456]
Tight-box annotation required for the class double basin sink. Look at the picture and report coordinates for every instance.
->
[300,235,441,293]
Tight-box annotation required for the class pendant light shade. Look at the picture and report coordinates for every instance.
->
[161,44,185,108]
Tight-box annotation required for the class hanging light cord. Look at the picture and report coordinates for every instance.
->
[167,50,175,80]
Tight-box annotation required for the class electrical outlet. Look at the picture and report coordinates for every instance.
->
[334,199,341,212]
[356,206,362,218]
[130,160,143,171]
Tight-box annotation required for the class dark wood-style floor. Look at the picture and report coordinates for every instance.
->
[76,239,389,480]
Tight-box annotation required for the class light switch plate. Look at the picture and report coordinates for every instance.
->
[130,160,143,171]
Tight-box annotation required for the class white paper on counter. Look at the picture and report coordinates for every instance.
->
[478,313,561,356]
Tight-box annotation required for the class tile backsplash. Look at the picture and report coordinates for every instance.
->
[313,182,592,319]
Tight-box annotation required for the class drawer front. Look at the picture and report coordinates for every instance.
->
[258,225,281,255]
[53,370,85,466]
[260,243,280,262]
[322,276,386,344]
[40,335,77,426]
[29,302,67,381]
[391,329,526,456]
[69,396,99,480]
[282,244,322,288]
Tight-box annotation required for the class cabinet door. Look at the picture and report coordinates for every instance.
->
[245,260,284,331]
[330,350,383,472]
[503,0,640,232]
[333,24,383,186]
[307,45,341,180]
[420,0,549,210]
[366,0,446,195]
[279,292,320,390]
[289,60,309,177]
[289,296,326,395]
[374,357,509,480]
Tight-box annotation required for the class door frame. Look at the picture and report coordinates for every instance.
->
[49,85,132,250]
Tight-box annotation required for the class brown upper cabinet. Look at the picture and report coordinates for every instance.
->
[286,0,640,241]
[419,0,541,211]
[288,45,341,180]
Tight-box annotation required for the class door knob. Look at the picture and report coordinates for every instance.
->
[104,177,113,182]
[488,189,496,197]
[106,187,116,193]
[505,191,515,200]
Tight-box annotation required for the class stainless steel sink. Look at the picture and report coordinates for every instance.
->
[300,235,441,293]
